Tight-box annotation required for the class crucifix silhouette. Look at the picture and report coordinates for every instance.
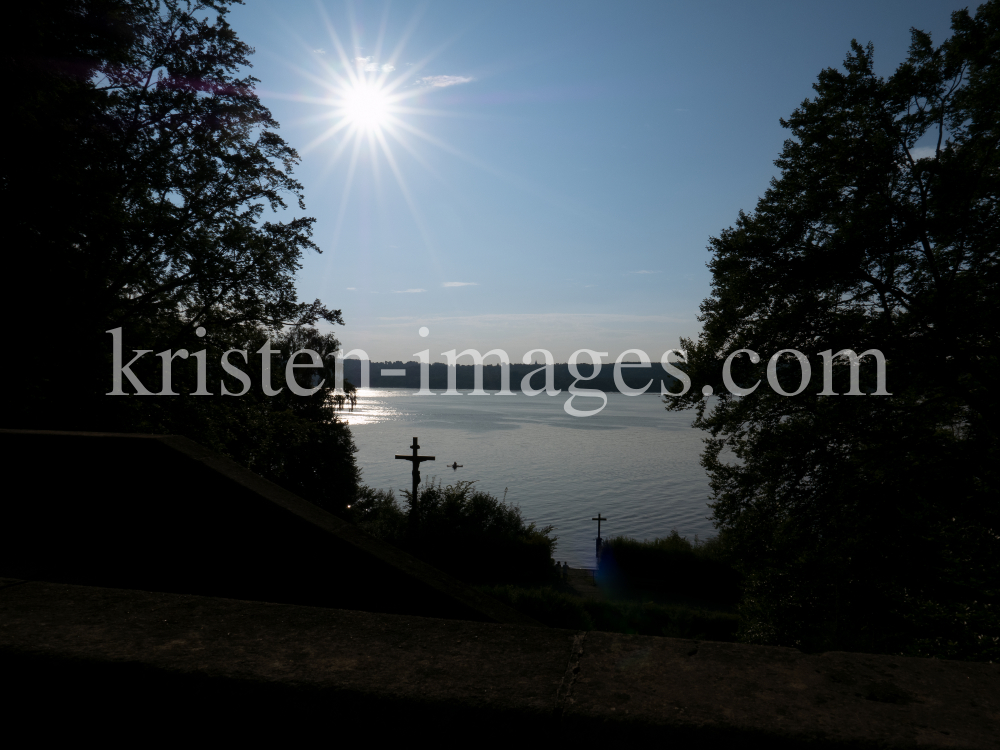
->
[396,437,435,527]
[592,513,607,557]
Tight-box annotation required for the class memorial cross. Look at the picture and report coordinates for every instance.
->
[592,513,607,557]
[395,437,435,509]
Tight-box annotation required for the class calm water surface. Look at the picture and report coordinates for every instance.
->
[343,389,722,568]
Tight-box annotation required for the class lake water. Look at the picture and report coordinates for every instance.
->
[343,389,721,569]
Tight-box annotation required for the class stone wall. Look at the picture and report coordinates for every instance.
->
[1,578,996,746]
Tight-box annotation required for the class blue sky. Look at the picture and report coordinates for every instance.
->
[227,0,958,362]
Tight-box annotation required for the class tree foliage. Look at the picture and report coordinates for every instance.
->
[10,0,338,335]
[669,2,999,659]
[88,0,340,333]
[5,1,360,510]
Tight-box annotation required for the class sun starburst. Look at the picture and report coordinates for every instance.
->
[338,80,392,131]
[272,6,488,271]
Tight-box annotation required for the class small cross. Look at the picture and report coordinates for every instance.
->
[592,513,607,558]
[395,437,435,514]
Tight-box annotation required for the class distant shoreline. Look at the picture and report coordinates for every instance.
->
[341,360,683,394]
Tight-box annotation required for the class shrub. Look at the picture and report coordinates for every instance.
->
[597,530,740,606]
[350,485,407,540]
[349,480,558,585]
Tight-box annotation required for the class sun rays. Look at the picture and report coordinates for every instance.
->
[295,5,471,172]
[269,5,482,267]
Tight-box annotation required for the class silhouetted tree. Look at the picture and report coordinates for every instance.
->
[4,1,360,510]
[668,2,999,660]
[7,0,338,417]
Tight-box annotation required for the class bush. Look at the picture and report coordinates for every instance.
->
[597,530,740,607]
[350,485,407,540]
[349,480,558,585]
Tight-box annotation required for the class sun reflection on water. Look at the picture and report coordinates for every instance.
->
[337,388,408,425]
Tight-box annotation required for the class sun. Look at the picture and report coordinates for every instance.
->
[339,81,391,131]
[291,7,480,257]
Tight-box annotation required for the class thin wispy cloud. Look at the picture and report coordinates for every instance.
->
[354,56,395,73]
[393,288,426,293]
[346,287,356,290]
[442,281,478,287]
[313,48,326,55]
[416,75,473,88]
[630,270,658,274]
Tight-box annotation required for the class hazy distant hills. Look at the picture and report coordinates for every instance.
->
[341,360,684,394]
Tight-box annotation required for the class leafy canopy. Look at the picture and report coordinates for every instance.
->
[668,1,999,660]
[88,0,340,332]
[7,0,341,415]
[4,1,362,511]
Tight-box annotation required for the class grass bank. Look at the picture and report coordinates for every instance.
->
[348,487,741,638]
[476,584,739,640]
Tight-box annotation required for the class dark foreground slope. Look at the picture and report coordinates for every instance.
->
[0,429,535,625]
